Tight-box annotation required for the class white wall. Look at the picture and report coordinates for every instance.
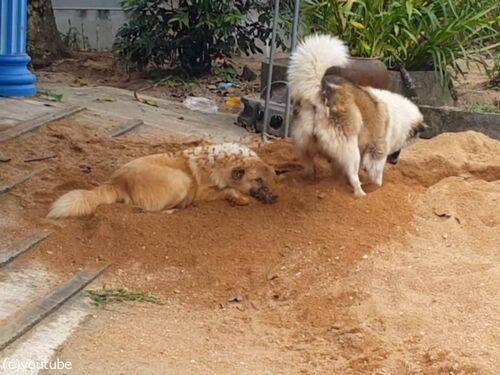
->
[52,0,126,50]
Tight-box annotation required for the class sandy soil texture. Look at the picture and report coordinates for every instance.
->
[0,121,498,373]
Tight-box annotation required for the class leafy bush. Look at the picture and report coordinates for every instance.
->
[114,0,290,77]
[302,0,499,83]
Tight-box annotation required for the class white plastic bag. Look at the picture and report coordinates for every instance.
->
[183,96,218,114]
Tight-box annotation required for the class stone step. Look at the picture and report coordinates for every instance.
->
[0,266,106,351]
[0,241,106,373]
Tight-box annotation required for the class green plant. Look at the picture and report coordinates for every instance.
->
[160,75,200,90]
[36,89,62,102]
[61,19,90,50]
[484,57,499,88]
[114,0,291,77]
[302,0,499,84]
[467,103,500,113]
[215,64,238,82]
[85,288,164,307]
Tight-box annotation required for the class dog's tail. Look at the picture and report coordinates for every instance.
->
[288,34,349,101]
[47,184,124,219]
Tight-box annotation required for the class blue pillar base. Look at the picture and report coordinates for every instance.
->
[0,54,37,97]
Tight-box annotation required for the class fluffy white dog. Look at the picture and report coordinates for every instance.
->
[288,34,427,196]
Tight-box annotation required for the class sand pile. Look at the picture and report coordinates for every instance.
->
[2,124,497,298]
[397,130,500,186]
[1,121,499,373]
[4,121,415,304]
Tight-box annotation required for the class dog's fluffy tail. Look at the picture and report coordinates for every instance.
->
[288,34,349,101]
[47,184,123,219]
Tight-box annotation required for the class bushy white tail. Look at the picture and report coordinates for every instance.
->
[288,34,349,102]
[48,184,121,219]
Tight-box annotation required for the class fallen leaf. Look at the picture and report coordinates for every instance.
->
[266,271,278,281]
[75,78,88,86]
[227,295,243,303]
[433,208,451,218]
[96,96,117,102]
[141,99,158,107]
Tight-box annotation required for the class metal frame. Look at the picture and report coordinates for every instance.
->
[261,0,301,141]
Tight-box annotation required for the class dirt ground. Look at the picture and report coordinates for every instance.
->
[454,61,499,108]
[1,118,499,373]
[35,51,499,113]
[35,52,264,115]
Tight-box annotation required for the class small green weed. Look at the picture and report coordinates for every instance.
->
[467,103,500,114]
[161,76,199,90]
[36,89,63,102]
[215,65,237,82]
[85,288,164,307]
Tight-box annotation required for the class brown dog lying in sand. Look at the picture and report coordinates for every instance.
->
[48,143,278,219]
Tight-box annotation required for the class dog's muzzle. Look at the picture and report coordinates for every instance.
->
[250,186,278,204]
[387,150,401,165]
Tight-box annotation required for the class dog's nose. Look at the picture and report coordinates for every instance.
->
[387,150,401,165]
[250,187,278,204]
[264,192,278,204]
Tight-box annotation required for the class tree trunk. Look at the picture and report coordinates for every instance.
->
[28,0,70,67]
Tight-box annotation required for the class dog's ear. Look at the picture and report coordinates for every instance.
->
[231,167,245,181]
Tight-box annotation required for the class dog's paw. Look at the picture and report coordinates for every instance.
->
[231,196,251,206]
[354,189,367,197]
[372,173,383,187]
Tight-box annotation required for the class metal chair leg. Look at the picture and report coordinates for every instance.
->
[261,0,281,141]
[283,0,301,138]
[262,0,301,140]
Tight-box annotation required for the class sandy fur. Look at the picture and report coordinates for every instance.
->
[48,143,276,219]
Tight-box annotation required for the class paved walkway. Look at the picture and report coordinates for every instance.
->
[38,84,250,143]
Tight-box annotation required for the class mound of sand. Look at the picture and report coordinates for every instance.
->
[2,122,499,373]
[397,131,500,186]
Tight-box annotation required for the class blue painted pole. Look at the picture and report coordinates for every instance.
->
[0,0,36,97]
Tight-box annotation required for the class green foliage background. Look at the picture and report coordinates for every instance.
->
[114,0,291,76]
[301,0,499,83]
